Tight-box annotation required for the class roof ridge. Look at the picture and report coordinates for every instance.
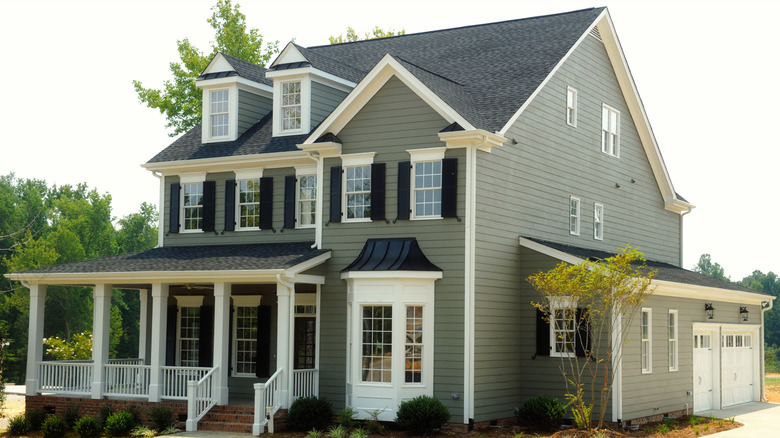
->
[304,7,602,49]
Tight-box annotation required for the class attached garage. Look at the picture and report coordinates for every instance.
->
[693,324,761,413]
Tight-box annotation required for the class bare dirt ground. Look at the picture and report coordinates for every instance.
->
[765,373,780,402]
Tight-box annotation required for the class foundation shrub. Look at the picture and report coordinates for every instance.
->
[286,396,333,431]
[74,416,101,438]
[7,415,31,437]
[516,395,565,431]
[395,395,451,435]
[42,415,66,438]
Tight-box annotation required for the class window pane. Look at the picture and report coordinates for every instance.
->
[362,305,392,383]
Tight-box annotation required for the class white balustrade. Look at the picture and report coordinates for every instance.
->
[161,366,212,399]
[104,364,151,397]
[253,368,283,435]
[185,366,218,432]
[37,361,93,394]
[292,368,319,400]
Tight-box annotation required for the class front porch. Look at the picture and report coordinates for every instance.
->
[10,242,331,434]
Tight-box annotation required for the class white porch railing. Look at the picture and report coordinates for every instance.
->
[253,368,283,435]
[161,366,212,399]
[108,358,144,366]
[185,366,218,432]
[292,368,318,400]
[104,364,151,397]
[38,361,93,395]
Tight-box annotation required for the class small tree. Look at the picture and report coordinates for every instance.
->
[43,331,93,361]
[528,246,655,430]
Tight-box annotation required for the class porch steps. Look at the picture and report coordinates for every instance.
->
[197,404,262,434]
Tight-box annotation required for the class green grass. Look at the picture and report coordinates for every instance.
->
[766,375,780,385]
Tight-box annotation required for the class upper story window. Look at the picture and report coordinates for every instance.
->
[182,183,204,232]
[593,203,604,240]
[298,173,317,227]
[345,165,371,221]
[237,178,261,229]
[210,89,229,138]
[641,308,652,373]
[413,161,442,218]
[566,86,577,127]
[601,104,620,157]
[281,81,302,131]
[569,196,580,236]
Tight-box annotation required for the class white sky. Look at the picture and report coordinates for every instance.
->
[1,0,777,280]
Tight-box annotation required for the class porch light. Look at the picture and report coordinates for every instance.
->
[740,307,749,322]
[705,303,714,320]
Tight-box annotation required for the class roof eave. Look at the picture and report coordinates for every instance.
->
[142,149,313,175]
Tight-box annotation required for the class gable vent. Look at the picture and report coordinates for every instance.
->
[589,26,602,41]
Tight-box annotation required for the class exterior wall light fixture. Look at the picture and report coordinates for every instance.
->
[740,306,749,322]
[705,303,714,320]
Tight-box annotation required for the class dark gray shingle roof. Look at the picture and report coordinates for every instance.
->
[15,242,327,274]
[342,238,442,272]
[523,237,768,295]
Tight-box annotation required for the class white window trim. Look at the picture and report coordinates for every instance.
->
[202,85,238,143]
[341,153,375,223]
[601,104,620,157]
[566,86,577,127]
[641,307,652,374]
[295,165,317,229]
[408,148,446,221]
[549,297,577,358]
[669,309,678,372]
[181,181,205,234]
[569,196,581,236]
[232,295,262,377]
[273,76,311,136]
[593,203,604,240]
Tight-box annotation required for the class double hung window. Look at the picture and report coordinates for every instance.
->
[641,308,652,373]
[234,306,258,375]
[566,86,577,126]
[237,179,261,229]
[210,90,229,138]
[601,105,620,156]
[345,165,371,220]
[569,196,580,235]
[594,203,604,240]
[413,161,442,218]
[281,81,302,131]
[183,183,204,231]
[550,298,577,357]
[669,310,678,371]
[179,307,200,367]
[298,174,317,227]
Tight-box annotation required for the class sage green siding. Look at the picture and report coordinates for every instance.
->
[472,34,679,421]
[311,81,348,128]
[317,76,467,418]
[238,89,272,137]
[162,170,315,246]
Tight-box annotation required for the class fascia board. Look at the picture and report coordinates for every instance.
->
[517,236,583,265]
[303,54,474,145]
[141,150,313,175]
[285,252,332,276]
[340,270,443,280]
[197,76,273,97]
[652,279,774,305]
[6,269,286,285]
[265,67,355,93]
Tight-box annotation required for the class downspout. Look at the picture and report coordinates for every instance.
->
[679,207,692,266]
[463,145,477,425]
[152,171,164,248]
[761,299,774,401]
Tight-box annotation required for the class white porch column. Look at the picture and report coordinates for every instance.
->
[138,289,152,364]
[92,283,112,399]
[276,276,293,407]
[26,283,46,396]
[213,282,231,405]
[149,283,169,402]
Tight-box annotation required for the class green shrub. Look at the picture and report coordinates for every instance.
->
[74,416,101,438]
[97,404,115,430]
[286,396,333,431]
[327,425,348,438]
[63,402,81,429]
[126,405,143,428]
[104,410,135,436]
[146,404,174,431]
[515,395,565,431]
[337,407,357,429]
[42,415,67,438]
[395,395,451,435]
[27,407,47,430]
[7,414,31,437]
[130,425,157,438]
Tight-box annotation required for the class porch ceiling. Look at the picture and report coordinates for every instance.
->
[5,242,330,287]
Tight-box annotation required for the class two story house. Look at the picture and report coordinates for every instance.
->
[10,7,773,433]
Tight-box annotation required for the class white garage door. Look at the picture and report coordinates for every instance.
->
[721,333,754,407]
[693,332,714,412]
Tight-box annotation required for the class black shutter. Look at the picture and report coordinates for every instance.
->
[198,306,214,367]
[536,308,551,357]
[370,162,386,221]
[397,161,411,220]
[575,308,591,358]
[256,305,272,378]
[202,181,216,232]
[169,183,180,233]
[329,166,342,223]
[224,179,235,231]
[166,305,177,366]
[441,157,458,218]
[284,175,296,229]
[259,177,273,230]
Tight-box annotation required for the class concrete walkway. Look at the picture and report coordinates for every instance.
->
[702,402,780,437]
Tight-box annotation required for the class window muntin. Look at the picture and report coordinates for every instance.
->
[281,81,302,131]
[182,183,204,231]
[669,310,678,371]
[550,301,576,357]
[345,165,371,220]
[298,174,317,227]
[413,161,442,218]
[234,306,258,376]
[569,197,580,235]
[405,306,423,383]
[179,307,200,367]
[361,305,392,383]
[601,105,620,157]
[210,90,229,138]
[594,203,604,240]
[566,87,577,127]
[641,308,652,373]
[237,179,261,229]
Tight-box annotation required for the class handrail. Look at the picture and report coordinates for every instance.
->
[161,366,212,399]
[185,366,219,432]
[253,368,284,435]
[37,361,93,395]
[104,364,151,397]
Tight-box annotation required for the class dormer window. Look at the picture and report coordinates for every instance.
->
[282,81,302,131]
[210,90,230,138]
